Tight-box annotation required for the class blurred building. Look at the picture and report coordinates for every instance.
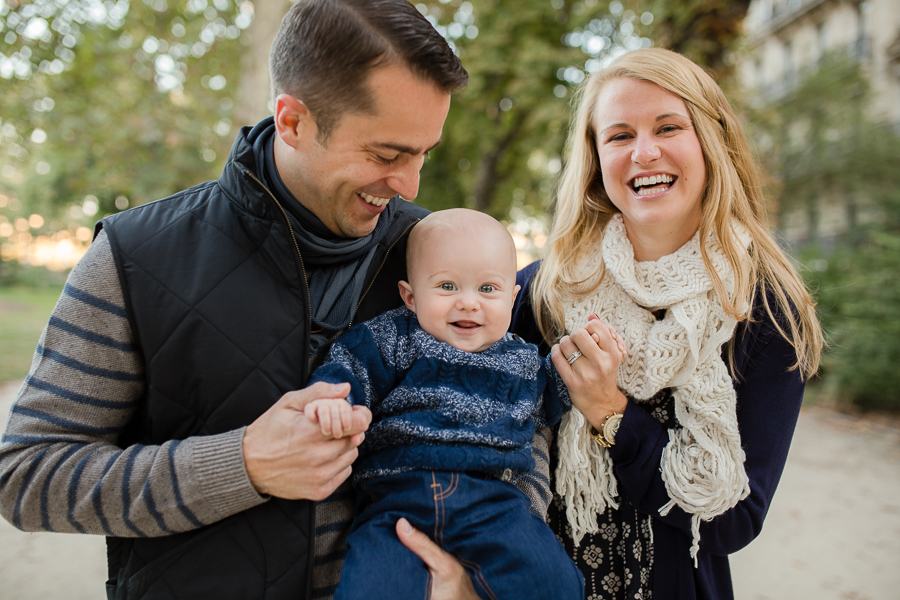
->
[738,0,900,249]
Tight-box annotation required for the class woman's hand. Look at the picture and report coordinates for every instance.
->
[396,518,479,600]
[551,313,628,428]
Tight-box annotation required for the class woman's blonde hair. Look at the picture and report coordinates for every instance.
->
[532,48,823,377]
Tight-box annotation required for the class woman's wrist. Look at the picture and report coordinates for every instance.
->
[582,389,629,429]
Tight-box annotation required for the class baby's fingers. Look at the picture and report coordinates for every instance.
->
[317,406,335,437]
[339,399,354,435]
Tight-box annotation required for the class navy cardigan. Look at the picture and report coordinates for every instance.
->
[511,261,806,600]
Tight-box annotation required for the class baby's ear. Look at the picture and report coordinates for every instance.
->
[511,284,521,304]
[398,281,416,312]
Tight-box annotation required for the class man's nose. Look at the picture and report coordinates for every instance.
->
[386,155,424,200]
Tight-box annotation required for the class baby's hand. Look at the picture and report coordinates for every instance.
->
[586,314,627,357]
[305,397,354,439]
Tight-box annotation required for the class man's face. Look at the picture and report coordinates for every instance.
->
[276,63,451,239]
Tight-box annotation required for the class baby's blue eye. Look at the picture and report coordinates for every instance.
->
[441,282,457,291]
[479,284,495,293]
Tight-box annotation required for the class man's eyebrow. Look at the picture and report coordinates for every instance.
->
[599,113,690,135]
[371,137,443,155]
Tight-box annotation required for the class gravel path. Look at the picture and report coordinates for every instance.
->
[1,379,898,599]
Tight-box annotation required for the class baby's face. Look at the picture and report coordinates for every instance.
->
[401,226,519,353]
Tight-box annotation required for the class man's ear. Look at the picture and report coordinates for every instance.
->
[274,93,317,149]
[398,281,416,312]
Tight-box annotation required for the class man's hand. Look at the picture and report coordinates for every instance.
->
[395,518,479,600]
[242,382,371,500]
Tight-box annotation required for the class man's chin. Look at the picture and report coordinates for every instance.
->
[337,216,380,239]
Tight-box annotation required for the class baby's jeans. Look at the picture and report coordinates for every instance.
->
[333,470,584,600]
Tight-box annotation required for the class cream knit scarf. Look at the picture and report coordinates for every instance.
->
[556,214,751,562]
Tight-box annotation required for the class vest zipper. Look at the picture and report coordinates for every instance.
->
[242,170,313,328]
[334,218,418,339]
[242,172,416,599]
[242,169,318,600]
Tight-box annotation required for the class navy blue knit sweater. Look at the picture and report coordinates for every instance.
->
[309,306,569,482]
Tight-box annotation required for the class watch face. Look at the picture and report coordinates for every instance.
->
[610,418,621,435]
[604,414,622,443]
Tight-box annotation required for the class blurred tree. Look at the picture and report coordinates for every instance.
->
[747,58,897,248]
[0,0,253,224]
[234,0,291,127]
[0,0,749,231]
[415,0,652,219]
[747,57,900,411]
[626,0,750,78]
[809,202,900,411]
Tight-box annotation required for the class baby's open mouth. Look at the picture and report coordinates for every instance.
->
[452,321,480,330]
[630,174,674,196]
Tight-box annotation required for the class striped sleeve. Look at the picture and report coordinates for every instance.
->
[514,427,554,520]
[0,230,265,537]
[311,481,355,600]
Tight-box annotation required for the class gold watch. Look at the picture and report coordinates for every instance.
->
[590,412,623,447]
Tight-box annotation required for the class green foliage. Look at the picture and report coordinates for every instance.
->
[627,0,750,77]
[0,0,250,224]
[0,0,744,231]
[0,260,69,287]
[415,0,653,219]
[805,191,900,411]
[0,283,65,383]
[748,57,900,411]
[746,58,884,225]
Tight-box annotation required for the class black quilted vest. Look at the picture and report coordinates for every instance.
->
[98,129,424,600]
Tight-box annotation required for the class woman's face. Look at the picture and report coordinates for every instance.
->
[592,77,706,261]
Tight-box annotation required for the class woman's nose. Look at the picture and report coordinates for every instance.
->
[631,135,661,165]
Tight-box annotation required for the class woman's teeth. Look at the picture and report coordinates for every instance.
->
[632,174,674,196]
[359,191,391,207]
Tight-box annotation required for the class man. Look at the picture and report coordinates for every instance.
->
[0,1,480,598]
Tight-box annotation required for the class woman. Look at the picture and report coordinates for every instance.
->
[512,48,823,599]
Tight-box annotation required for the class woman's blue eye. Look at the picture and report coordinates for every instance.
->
[479,284,495,293]
[441,283,456,291]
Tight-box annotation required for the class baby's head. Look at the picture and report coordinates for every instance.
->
[399,209,520,353]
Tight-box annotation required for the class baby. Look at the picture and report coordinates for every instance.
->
[305,209,586,600]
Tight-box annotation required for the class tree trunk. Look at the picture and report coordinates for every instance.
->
[472,112,528,213]
[234,0,293,128]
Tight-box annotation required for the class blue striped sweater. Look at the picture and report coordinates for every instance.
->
[309,307,569,482]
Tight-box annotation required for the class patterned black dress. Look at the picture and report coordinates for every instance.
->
[547,389,676,600]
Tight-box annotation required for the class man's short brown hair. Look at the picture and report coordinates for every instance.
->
[269,0,469,141]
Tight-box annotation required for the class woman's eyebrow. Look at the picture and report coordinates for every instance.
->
[656,112,689,122]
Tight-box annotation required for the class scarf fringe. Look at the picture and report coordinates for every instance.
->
[555,214,752,561]
[556,409,618,547]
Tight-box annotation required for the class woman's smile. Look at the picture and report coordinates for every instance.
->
[593,77,706,261]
